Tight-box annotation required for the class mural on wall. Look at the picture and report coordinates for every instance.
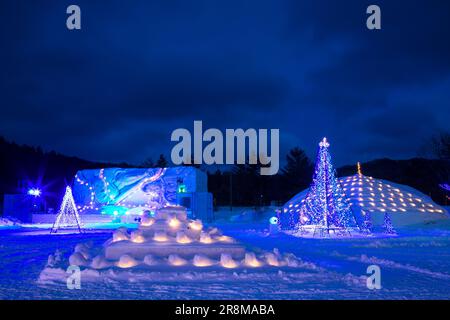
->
[72,167,203,215]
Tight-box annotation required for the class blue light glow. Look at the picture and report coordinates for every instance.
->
[27,188,41,197]
[269,217,278,225]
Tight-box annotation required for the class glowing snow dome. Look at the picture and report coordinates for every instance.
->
[283,174,448,227]
[340,174,447,216]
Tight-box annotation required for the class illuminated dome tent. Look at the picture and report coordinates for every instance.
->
[283,167,448,228]
[72,167,213,222]
[339,173,447,226]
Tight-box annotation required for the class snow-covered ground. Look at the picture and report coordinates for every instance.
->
[0,209,449,300]
[0,217,18,227]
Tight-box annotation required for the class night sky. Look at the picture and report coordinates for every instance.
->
[1,1,449,166]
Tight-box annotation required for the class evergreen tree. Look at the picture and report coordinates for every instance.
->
[432,132,450,160]
[141,157,155,168]
[282,147,313,197]
[155,154,169,168]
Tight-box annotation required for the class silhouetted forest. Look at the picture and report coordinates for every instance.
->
[0,136,449,214]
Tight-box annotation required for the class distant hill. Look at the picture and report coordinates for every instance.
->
[338,158,450,205]
[0,136,131,211]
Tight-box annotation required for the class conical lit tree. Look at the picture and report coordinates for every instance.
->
[51,186,82,233]
[296,138,358,236]
[362,210,373,234]
[382,212,396,235]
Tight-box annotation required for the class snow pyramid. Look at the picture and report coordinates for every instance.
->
[103,206,247,264]
[40,206,305,284]
[283,174,448,228]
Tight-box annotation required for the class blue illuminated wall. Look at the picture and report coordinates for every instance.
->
[72,167,207,214]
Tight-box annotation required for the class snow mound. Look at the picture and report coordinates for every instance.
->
[0,217,18,227]
[193,254,216,267]
[116,254,139,268]
[69,252,90,267]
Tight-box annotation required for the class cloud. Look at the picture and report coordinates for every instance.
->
[0,0,449,166]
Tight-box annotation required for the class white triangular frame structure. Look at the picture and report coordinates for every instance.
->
[51,186,82,234]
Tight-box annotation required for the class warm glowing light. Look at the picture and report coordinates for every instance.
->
[153,231,169,242]
[176,232,192,244]
[131,232,145,243]
[265,253,280,266]
[244,253,262,267]
[220,254,238,268]
[193,255,215,267]
[168,254,187,266]
[113,233,129,242]
[217,235,234,243]
[116,255,138,268]
[141,217,155,227]
[168,217,180,228]
[189,220,203,231]
[199,232,214,244]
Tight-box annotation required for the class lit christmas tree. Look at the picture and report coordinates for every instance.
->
[382,212,396,235]
[361,210,373,234]
[296,137,358,236]
[51,186,82,233]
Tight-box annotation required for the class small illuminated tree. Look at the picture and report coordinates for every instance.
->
[382,212,396,235]
[51,186,82,233]
[362,210,373,234]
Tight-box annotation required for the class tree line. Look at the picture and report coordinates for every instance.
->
[0,133,449,213]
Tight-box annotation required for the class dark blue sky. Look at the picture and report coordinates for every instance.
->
[1,1,449,166]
